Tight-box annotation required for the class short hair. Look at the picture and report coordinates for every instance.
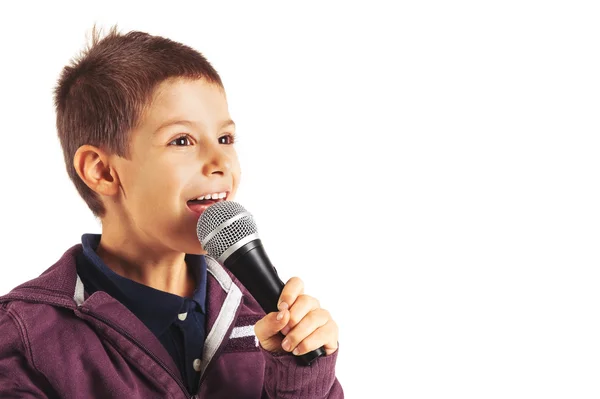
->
[54,26,224,217]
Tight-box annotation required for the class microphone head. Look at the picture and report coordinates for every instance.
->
[196,201,259,261]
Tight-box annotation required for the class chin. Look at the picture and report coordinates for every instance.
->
[182,238,207,256]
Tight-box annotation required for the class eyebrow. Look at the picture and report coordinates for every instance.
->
[155,118,236,133]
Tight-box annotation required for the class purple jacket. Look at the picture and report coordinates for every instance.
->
[0,245,343,398]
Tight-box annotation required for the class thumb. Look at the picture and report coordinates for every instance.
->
[254,309,290,353]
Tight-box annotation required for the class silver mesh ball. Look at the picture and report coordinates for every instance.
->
[196,201,259,260]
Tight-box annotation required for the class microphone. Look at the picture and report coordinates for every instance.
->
[196,201,326,366]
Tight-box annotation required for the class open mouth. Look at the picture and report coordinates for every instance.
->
[187,191,229,216]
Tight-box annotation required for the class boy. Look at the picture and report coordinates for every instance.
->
[0,27,343,398]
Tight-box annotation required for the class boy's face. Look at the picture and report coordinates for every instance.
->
[109,78,241,254]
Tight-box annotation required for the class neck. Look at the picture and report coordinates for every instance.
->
[97,224,195,297]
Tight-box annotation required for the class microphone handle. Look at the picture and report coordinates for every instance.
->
[224,239,326,366]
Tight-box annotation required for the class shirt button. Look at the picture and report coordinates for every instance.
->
[193,358,202,372]
[178,312,188,321]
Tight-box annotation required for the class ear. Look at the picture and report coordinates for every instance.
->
[73,145,120,197]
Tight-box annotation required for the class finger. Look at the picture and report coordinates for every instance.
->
[278,277,304,311]
[254,309,290,352]
[291,320,339,356]
[280,308,333,353]
[281,294,320,336]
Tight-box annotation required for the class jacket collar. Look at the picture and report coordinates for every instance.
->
[0,244,82,310]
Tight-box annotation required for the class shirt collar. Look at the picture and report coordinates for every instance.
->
[79,234,207,336]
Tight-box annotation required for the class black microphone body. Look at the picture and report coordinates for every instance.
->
[224,239,282,313]
[223,238,327,366]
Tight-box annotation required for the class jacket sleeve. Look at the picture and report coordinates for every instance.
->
[0,305,53,398]
[261,348,344,399]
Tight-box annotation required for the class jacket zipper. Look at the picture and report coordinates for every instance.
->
[77,306,192,398]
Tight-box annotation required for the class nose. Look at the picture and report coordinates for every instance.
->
[201,140,231,176]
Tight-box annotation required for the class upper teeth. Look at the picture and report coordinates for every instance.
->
[196,192,227,201]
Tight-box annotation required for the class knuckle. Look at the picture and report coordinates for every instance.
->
[289,312,302,327]
[329,320,339,335]
[330,318,338,331]
[319,308,331,320]
[287,276,302,285]
[287,277,305,291]
[298,294,319,309]
[254,317,265,328]
[253,322,264,339]
[306,310,320,324]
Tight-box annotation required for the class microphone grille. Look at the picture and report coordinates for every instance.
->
[196,201,258,260]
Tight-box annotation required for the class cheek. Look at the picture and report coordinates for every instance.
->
[229,165,242,200]
[126,162,180,205]
[229,150,242,183]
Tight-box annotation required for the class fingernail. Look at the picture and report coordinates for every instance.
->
[278,302,289,311]
[282,339,290,351]
[276,311,284,321]
[292,348,299,356]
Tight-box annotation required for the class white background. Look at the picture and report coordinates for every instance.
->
[0,1,599,398]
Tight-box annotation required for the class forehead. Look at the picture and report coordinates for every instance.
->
[140,78,229,129]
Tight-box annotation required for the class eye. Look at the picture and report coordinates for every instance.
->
[219,134,236,145]
[169,134,193,146]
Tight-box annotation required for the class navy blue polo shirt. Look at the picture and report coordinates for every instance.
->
[75,234,206,395]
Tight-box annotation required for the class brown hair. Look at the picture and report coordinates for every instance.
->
[54,26,224,217]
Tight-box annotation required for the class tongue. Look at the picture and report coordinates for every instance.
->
[188,199,218,215]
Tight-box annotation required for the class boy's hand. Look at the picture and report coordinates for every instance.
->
[254,277,339,356]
